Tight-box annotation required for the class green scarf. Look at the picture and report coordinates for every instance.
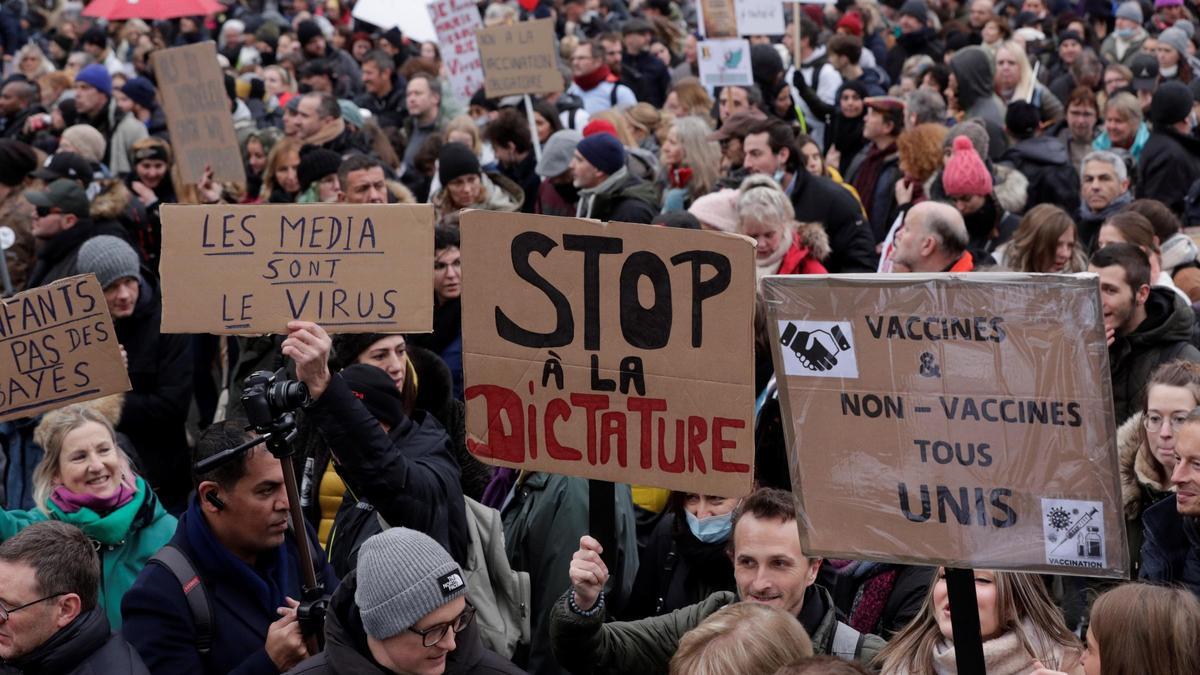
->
[47,477,149,547]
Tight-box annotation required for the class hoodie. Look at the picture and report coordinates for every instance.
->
[1110,288,1200,424]
[1000,136,1080,215]
[950,47,1006,130]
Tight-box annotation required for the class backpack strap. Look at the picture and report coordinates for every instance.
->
[831,621,865,660]
[149,545,214,657]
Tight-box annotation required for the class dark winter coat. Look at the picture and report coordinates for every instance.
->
[1137,126,1200,214]
[1140,496,1200,597]
[1000,136,1081,215]
[831,562,935,640]
[0,103,45,142]
[790,170,878,272]
[620,512,735,620]
[621,50,671,108]
[115,272,193,508]
[353,76,408,131]
[1110,288,1200,424]
[578,170,659,224]
[845,141,901,242]
[534,179,579,217]
[308,373,469,567]
[23,217,130,289]
[285,570,524,675]
[6,608,149,675]
[886,28,943,82]
[121,498,339,675]
[498,151,542,213]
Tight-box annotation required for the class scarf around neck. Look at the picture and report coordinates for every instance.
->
[47,476,148,547]
[574,64,614,91]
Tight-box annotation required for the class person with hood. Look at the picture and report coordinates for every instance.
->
[1102,2,1150,67]
[432,142,523,228]
[1000,101,1080,216]
[0,403,176,630]
[948,46,1009,159]
[885,1,944,83]
[0,520,151,674]
[75,235,193,510]
[794,79,869,177]
[1138,81,1200,214]
[570,132,658,223]
[286,527,522,675]
[1090,243,1200,425]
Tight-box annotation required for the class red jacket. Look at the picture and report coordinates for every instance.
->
[777,239,829,275]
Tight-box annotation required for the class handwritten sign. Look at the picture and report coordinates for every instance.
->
[764,273,1128,578]
[698,39,754,88]
[461,211,757,496]
[699,0,738,38]
[736,0,784,35]
[152,42,246,185]
[429,0,485,105]
[477,18,563,98]
[0,275,130,422]
[159,204,433,335]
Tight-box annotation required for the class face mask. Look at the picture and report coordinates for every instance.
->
[773,169,787,184]
[473,115,489,129]
[1163,64,1180,78]
[1117,28,1135,40]
[685,510,733,544]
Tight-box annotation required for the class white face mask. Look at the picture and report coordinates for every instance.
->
[473,116,489,129]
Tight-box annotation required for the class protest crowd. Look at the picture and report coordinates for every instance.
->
[9,0,1200,673]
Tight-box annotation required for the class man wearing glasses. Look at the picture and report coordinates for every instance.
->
[289,527,522,674]
[0,520,148,673]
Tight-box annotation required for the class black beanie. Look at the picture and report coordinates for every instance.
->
[0,140,37,187]
[340,364,405,429]
[438,142,482,185]
[1151,81,1195,127]
[1005,101,1041,139]
[330,332,390,372]
[297,20,324,47]
[298,146,342,192]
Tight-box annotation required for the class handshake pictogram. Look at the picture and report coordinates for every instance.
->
[780,323,852,372]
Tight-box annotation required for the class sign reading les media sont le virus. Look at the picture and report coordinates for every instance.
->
[159,204,433,334]
[462,211,756,496]
[763,273,1129,578]
[0,275,130,423]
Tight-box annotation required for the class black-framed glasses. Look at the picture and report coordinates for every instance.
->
[1144,413,1190,433]
[408,602,476,648]
[0,593,66,622]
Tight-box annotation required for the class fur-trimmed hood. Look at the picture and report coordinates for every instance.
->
[992,163,1028,215]
[1118,411,1173,521]
[90,179,133,221]
[795,220,831,262]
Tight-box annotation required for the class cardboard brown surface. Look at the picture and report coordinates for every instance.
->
[0,275,130,423]
[461,210,757,495]
[159,204,433,335]
[701,0,738,38]
[763,273,1129,578]
[152,42,247,185]
[477,18,563,98]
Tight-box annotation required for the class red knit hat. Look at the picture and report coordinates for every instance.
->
[941,135,992,197]
[583,119,618,138]
[836,12,864,37]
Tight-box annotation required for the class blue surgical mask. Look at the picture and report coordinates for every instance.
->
[685,510,733,544]
[1117,28,1135,40]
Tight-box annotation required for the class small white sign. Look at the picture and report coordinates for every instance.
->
[735,0,784,36]
[778,319,858,378]
[0,226,13,251]
[1042,498,1107,571]
[698,39,754,88]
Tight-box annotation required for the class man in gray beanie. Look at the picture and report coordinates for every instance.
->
[288,527,523,675]
[1102,2,1149,66]
[534,129,583,217]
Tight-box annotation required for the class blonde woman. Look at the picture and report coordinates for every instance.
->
[1080,583,1200,675]
[0,403,176,629]
[669,603,813,675]
[995,41,1064,125]
[737,175,829,282]
[16,43,55,80]
[877,569,1083,674]
[665,77,715,125]
[660,115,722,211]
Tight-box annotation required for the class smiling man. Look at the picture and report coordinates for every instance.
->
[550,488,884,671]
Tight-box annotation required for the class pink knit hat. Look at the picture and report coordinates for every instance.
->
[941,135,993,197]
[688,189,739,233]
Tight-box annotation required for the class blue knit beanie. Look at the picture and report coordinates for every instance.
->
[576,134,626,176]
[75,64,112,98]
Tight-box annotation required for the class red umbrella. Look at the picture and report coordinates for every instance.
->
[82,0,225,21]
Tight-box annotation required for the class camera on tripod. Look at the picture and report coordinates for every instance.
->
[241,370,310,431]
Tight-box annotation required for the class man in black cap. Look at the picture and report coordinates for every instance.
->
[1130,52,1160,113]
[886,0,943,82]
[0,139,37,290]
[23,178,123,289]
[619,18,669,107]
[296,19,362,98]
[1138,81,1200,213]
[32,152,94,189]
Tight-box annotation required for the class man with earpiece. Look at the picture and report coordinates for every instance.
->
[120,420,339,675]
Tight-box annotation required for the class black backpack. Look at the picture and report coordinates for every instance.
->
[148,545,214,657]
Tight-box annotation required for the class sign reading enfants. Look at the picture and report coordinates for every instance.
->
[462,211,756,496]
[764,273,1129,578]
[159,204,433,334]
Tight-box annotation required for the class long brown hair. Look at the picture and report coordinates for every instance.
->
[261,136,302,198]
[1090,583,1200,674]
[1006,204,1086,273]
[876,569,1080,673]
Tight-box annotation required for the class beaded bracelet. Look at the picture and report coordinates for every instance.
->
[568,590,606,618]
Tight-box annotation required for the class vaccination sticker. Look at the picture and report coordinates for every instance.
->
[778,320,858,379]
[1042,498,1106,570]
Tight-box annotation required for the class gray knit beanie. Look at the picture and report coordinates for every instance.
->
[76,235,140,289]
[355,528,468,640]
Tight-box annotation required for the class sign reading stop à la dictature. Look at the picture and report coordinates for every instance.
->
[461,211,757,497]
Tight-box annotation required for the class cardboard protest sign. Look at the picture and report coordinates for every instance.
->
[151,42,247,185]
[159,204,433,335]
[461,211,757,496]
[429,0,485,104]
[699,0,738,37]
[736,0,785,35]
[698,39,754,88]
[477,18,563,98]
[0,275,130,423]
[763,273,1129,578]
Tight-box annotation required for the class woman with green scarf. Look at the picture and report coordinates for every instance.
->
[0,403,176,628]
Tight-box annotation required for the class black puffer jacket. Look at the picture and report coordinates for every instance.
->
[1000,136,1080,215]
[7,608,150,675]
[620,512,735,620]
[790,170,878,272]
[1110,288,1200,424]
[1137,126,1200,214]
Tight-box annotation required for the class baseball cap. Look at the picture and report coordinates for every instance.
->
[26,179,90,219]
[32,152,93,186]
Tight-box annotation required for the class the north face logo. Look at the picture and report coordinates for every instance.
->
[438,571,464,597]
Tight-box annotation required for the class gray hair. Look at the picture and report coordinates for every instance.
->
[1105,91,1142,125]
[906,89,947,126]
[1081,150,1128,184]
[736,174,795,228]
[924,204,969,255]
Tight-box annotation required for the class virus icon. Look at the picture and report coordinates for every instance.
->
[1048,507,1072,530]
